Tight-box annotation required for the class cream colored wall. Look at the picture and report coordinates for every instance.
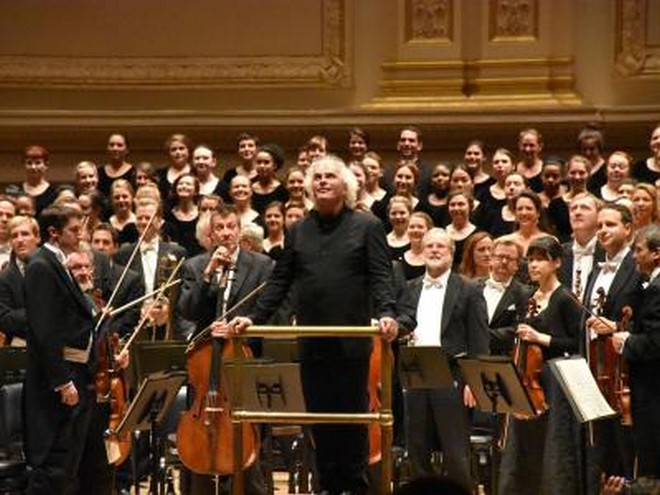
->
[0,0,658,184]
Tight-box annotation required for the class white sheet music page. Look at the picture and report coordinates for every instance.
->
[551,357,616,422]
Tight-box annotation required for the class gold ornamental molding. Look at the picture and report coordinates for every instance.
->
[615,0,660,77]
[0,0,351,90]
[489,0,539,42]
[405,0,454,43]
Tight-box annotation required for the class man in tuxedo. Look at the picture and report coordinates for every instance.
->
[558,192,605,299]
[0,196,16,269]
[24,206,95,494]
[399,227,489,491]
[611,224,660,477]
[0,215,40,346]
[584,203,641,479]
[480,237,533,356]
[114,198,192,340]
[177,205,273,495]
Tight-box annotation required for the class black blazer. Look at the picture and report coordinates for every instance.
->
[24,247,95,465]
[0,258,27,343]
[477,278,534,356]
[401,272,490,359]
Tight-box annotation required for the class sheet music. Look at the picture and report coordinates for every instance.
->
[550,357,616,423]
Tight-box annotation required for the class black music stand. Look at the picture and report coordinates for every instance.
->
[0,348,27,386]
[398,346,454,389]
[458,356,534,417]
[110,371,186,495]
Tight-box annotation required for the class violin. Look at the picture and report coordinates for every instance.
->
[615,306,632,426]
[176,265,259,475]
[588,287,619,409]
[513,297,547,416]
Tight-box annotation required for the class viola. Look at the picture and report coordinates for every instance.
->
[513,297,547,417]
[615,306,632,426]
[588,287,619,408]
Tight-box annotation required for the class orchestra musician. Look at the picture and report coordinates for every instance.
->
[0,195,16,270]
[0,215,40,346]
[114,197,193,340]
[230,155,399,495]
[498,236,584,495]
[558,192,605,299]
[583,203,641,479]
[178,204,274,494]
[397,227,490,491]
[23,206,94,494]
[611,224,660,477]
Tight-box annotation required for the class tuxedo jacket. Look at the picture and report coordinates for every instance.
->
[477,278,534,356]
[625,276,660,403]
[558,239,606,296]
[114,240,192,339]
[24,247,95,465]
[179,249,274,350]
[399,272,490,360]
[0,258,27,343]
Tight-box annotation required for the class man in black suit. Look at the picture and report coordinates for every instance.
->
[114,198,192,340]
[178,205,274,495]
[584,203,642,480]
[480,237,533,356]
[0,215,40,346]
[612,224,660,477]
[230,155,399,495]
[398,227,490,492]
[558,192,605,299]
[24,206,95,494]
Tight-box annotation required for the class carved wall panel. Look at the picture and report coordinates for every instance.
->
[489,0,538,41]
[0,0,351,89]
[616,0,660,77]
[405,0,454,42]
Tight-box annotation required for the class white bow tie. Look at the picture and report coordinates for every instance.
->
[423,277,443,290]
[598,261,618,274]
[573,244,594,257]
[485,278,507,292]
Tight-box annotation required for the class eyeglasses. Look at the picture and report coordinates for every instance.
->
[492,254,518,263]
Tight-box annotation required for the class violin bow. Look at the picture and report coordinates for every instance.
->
[185,280,267,354]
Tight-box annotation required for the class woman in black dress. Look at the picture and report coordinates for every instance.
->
[498,235,585,495]
[163,173,204,257]
[98,133,135,197]
[632,123,660,186]
[251,143,289,215]
[399,211,433,280]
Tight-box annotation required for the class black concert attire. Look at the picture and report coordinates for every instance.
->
[179,248,274,495]
[625,272,660,477]
[388,242,410,262]
[0,255,28,346]
[24,245,96,495]
[632,158,660,186]
[473,176,496,202]
[587,165,607,196]
[251,184,289,216]
[498,286,586,495]
[114,221,139,246]
[582,248,641,479]
[162,211,205,258]
[399,254,426,281]
[546,197,571,243]
[97,165,136,198]
[397,271,490,491]
[416,196,449,228]
[558,238,605,300]
[249,207,397,495]
[26,184,58,217]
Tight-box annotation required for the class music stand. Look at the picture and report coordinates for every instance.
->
[109,370,186,495]
[458,356,535,416]
[0,347,27,386]
[398,346,454,389]
[131,341,187,383]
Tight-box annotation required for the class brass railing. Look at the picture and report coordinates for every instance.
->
[230,325,394,495]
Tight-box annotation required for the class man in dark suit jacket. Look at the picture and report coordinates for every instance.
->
[24,206,95,494]
[0,215,40,346]
[479,237,534,356]
[612,224,660,478]
[114,198,192,340]
[558,192,605,299]
[178,205,273,495]
[397,227,489,492]
[584,204,642,480]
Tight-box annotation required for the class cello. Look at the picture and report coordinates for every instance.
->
[513,297,547,416]
[176,266,259,475]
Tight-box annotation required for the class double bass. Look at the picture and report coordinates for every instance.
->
[513,297,547,416]
[176,266,259,475]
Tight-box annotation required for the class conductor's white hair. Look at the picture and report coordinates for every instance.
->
[304,155,358,210]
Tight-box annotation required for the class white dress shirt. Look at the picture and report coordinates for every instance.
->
[483,276,511,324]
[414,269,451,347]
[572,236,597,301]
[140,239,160,295]
[589,245,630,313]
